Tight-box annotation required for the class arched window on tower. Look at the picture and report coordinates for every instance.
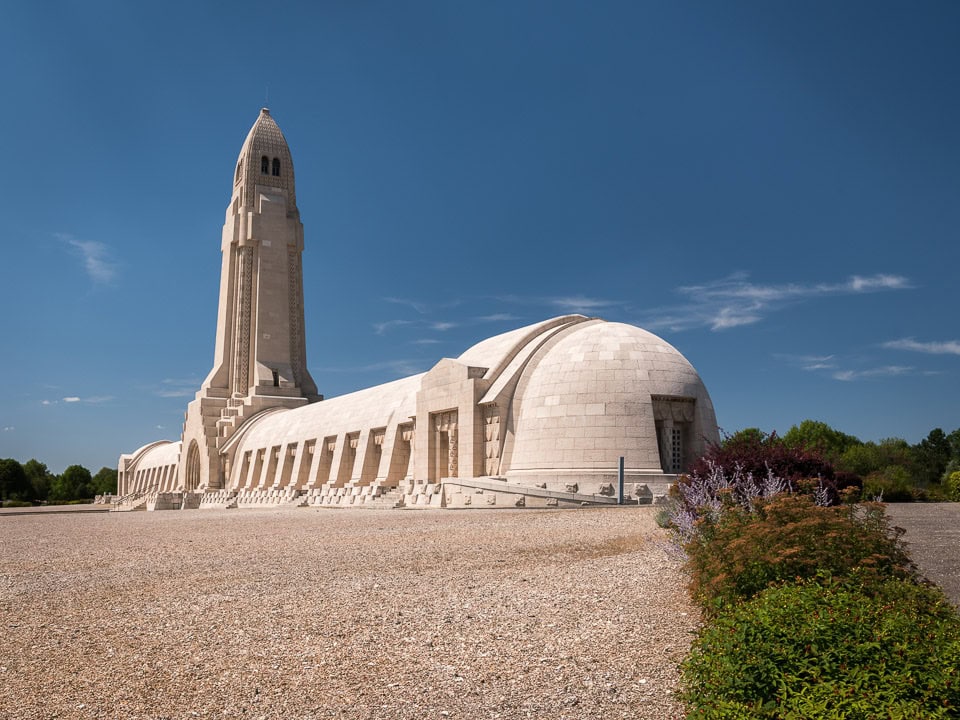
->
[272,157,281,176]
[261,155,269,174]
[235,159,243,184]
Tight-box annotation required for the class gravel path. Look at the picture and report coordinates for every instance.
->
[886,502,960,607]
[0,507,698,719]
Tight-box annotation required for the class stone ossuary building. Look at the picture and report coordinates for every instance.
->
[116,109,719,511]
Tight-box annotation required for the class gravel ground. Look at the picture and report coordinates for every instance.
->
[886,502,960,607]
[0,507,698,720]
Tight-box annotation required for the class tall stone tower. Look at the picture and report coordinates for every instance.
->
[178,108,320,491]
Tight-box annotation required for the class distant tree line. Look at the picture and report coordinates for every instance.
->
[701,420,960,502]
[0,459,117,506]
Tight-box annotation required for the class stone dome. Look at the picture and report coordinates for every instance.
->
[503,320,718,488]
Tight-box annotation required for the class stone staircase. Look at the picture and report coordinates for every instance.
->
[111,489,153,512]
[305,484,407,509]
[198,490,238,509]
[233,488,304,508]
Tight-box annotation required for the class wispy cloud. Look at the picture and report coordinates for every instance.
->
[43,395,114,405]
[430,321,458,332]
[884,338,960,356]
[774,353,838,371]
[384,297,430,314]
[317,359,428,376]
[156,378,201,398]
[373,319,415,335]
[548,295,620,313]
[489,294,622,315]
[641,272,911,332]
[2,426,14,432]
[849,275,911,292]
[411,338,443,345]
[778,350,926,383]
[832,366,914,382]
[58,233,118,284]
[477,313,521,323]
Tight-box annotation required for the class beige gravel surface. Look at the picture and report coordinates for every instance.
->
[0,507,698,719]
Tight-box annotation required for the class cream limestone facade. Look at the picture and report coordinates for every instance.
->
[116,110,719,511]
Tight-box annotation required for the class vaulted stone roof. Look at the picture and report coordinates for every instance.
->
[234,108,297,209]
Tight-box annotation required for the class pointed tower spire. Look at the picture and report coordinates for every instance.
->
[178,109,320,491]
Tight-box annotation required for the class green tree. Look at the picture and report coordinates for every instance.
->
[50,465,93,502]
[0,458,31,503]
[22,459,53,502]
[913,428,951,486]
[721,428,770,448]
[949,428,960,455]
[91,466,118,495]
[783,420,861,463]
[838,438,912,478]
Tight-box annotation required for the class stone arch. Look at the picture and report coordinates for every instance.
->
[185,441,201,492]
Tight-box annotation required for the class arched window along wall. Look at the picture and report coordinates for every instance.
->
[261,155,269,174]
[272,157,281,176]
[185,441,201,492]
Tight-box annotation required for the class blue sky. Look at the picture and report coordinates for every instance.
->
[1,1,957,473]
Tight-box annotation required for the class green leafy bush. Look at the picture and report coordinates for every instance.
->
[684,494,913,613]
[861,465,917,502]
[681,576,960,719]
[947,471,960,502]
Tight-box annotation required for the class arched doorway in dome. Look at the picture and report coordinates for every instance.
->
[652,396,696,474]
[185,441,201,492]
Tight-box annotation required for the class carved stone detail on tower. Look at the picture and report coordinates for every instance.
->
[233,246,253,398]
[288,249,303,385]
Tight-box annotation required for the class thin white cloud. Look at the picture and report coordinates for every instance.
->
[548,295,620,313]
[384,297,430,314]
[2,426,14,432]
[317,359,427,376]
[58,233,118,284]
[51,395,115,405]
[477,313,521,322]
[430,321,458,332]
[849,275,910,292]
[490,294,622,314]
[411,338,443,345]
[832,366,914,382]
[641,272,912,332]
[884,338,960,356]
[774,353,837,371]
[373,319,415,335]
[156,378,201,398]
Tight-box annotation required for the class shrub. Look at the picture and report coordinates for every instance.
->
[684,431,860,506]
[948,471,960,502]
[684,494,913,613]
[680,576,960,719]
[690,430,835,485]
[861,465,917,502]
[1,499,33,508]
